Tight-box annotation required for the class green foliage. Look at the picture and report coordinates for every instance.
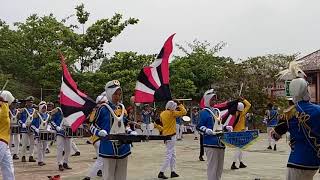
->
[0,4,138,101]
[75,3,90,25]
[98,52,155,104]
[171,40,233,100]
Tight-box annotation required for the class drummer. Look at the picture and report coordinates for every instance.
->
[30,101,50,166]
[9,99,20,160]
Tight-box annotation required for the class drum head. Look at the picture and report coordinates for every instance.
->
[135,129,143,135]
[182,116,191,122]
[152,128,160,135]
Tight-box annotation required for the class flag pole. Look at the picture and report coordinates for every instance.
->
[0,80,9,96]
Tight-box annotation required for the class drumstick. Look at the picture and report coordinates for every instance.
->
[238,83,244,97]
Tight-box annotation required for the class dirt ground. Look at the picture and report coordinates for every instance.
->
[7,133,320,180]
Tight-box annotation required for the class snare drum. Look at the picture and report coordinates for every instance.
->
[39,130,56,141]
[26,125,32,134]
[10,124,20,134]
[65,126,84,138]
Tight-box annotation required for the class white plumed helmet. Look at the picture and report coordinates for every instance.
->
[0,90,15,105]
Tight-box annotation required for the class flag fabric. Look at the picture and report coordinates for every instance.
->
[59,53,96,132]
[134,34,175,103]
[214,100,240,127]
[221,130,259,149]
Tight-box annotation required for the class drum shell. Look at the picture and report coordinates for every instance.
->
[39,130,56,141]
[10,124,20,134]
[65,127,84,138]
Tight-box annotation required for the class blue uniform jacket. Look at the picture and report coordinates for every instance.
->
[191,112,199,125]
[141,110,152,124]
[176,117,183,125]
[19,107,34,133]
[50,109,66,137]
[91,102,131,159]
[197,108,225,149]
[267,109,278,127]
[286,101,320,170]
[30,113,49,139]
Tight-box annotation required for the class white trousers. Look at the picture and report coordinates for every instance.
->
[233,147,243,163]
[36,140,47,163]
[102,157,128,180]
[21,133,34,157]
[205,147,225,180]
[71,139,80,153]
[142,123,151,136]
[176,125,183,140]
[57,136,71,165]
[9,134,20,155]
[160,136,176,172]
[87,141,103,178]
[192,124,199,136]
[267,127,276,147]
[0,141,15,180]
[286,167,317,180]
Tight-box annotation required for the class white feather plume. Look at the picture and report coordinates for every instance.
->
[277,61,306,80]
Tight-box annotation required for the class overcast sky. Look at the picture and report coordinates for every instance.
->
[1,0,320,60]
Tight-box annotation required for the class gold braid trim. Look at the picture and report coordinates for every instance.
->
[295,111,320,157]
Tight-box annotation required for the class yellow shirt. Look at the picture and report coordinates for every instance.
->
[234,99,251,132]
[159,104,187,136]
[0,103,10,144]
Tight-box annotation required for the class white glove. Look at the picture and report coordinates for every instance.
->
[205,128,214,135]
[130,131,138,135]
[98,130,108,137]
[226,126,233,132]
[35,129,39,133]
[22,123,27,128]
[56,126,61,131]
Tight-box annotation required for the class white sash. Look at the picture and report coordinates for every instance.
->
[9,109,19,124]
[37,112,50,130]
[103,103,126,134]
[203,107,223,132]
[24,108,35,125]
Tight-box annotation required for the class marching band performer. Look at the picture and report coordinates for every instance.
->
[175,116,183,141]
[197,89,232,180]
[264,103,278,151]
[90,80,131,180]
[19,96,36,163]
[49,102,72,171]
[191,107,199,140]
[9,99,20,160]
[157,100,187,179]
[191,107,204,161]
[71,139,81,156]
[272,65,320,180]
[141,104,153,136]
[0,91,15,180]
[30,101,50,166]
[83,95,107,180]
[230,98,251,170]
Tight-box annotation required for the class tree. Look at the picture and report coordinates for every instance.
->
[0,4,139,100]
[238,54,295,114]
[171,40,234,100]
[97,51,155,104]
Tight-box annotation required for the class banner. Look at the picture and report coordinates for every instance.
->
[221,130,259,149]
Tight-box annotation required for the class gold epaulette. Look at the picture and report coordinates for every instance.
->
[282,105,296,121]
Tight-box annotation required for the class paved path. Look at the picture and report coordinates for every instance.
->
[9,133,320,180]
